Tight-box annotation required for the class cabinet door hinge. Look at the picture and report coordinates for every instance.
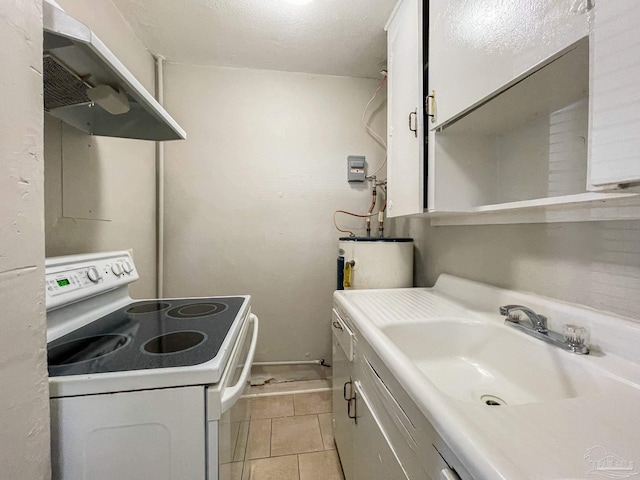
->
[426,90,436,124]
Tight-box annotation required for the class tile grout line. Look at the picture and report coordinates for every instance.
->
[246,392,336,478]
[315,414,323,452]
[267,418,272,458]
[317,414,326,450]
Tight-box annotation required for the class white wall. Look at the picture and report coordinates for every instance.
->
[44,0,157,298]
[53,0,155,92]
[0,1,50,477]
[395,218,640,320]
[163,64,386,362]
[44,117,157,298]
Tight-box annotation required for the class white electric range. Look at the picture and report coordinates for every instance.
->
[45,251,259,480]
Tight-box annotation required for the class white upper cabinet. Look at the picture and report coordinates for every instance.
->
[429,0,590,128]
[383,0,640,224]
[385,0,425,218]
[589,0,640,188]
[428,40,594,214]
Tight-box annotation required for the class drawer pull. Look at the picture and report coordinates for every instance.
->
[343,380,353,401]
[347,397,357,423]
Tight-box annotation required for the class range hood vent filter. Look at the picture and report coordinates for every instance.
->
[43,55,91,110]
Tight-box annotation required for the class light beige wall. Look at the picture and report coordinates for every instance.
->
[0,1,50,477]
[54,0,155,92]
[163,64,387,362]
[44,0,157,298]
[394,217,640,320]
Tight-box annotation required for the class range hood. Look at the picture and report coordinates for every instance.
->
[43,0,186,141]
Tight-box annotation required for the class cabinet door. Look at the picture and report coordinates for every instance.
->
[589,0,640,188]
[332,333,354,480]
[429,0,590,128]
[385,0,424,217]
[352,382,410,480]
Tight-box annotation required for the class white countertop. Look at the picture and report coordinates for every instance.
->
[334,275,640,480]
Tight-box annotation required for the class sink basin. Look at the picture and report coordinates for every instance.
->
[379,319,613,406]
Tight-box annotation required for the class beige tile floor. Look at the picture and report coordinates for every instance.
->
[222,390,344,480]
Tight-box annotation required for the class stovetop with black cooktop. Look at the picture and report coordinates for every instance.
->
[47,296,248,377]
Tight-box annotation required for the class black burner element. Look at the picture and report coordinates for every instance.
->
[167,302,228,318]
[48,334,130,366]
[143,331,206,355]
[127,302,170,314]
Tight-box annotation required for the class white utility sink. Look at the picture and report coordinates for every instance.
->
[336,276,640,479]
[379,318,619,406]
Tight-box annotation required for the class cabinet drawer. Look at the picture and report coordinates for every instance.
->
[332,309,354,362]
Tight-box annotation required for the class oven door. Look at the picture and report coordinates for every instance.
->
[206,313,259,480]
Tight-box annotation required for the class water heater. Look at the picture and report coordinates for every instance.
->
[337,237,413,290]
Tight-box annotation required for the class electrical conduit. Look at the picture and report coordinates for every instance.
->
[155,55,165,298]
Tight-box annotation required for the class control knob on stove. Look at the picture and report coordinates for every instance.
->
[87,267,102,283]
[122,260,133,274]
[111,263,124,276]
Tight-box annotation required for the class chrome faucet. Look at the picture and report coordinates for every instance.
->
[499,305,548,333]
[499,304,589,355]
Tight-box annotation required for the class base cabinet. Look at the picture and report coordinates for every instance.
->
[351,381,409,480]
[332,326,354,480]
[332,306,468,480]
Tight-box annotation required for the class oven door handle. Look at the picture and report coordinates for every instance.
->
[221,314,259,413]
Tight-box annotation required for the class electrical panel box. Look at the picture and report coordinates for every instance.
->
[348,155,366,182]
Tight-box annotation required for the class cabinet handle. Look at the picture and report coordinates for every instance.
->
[408,109,418,137]
[332,320,343,330]
[347,397,357,423]
[343,380,353,401]
[440,468,461,480]
[426,91,436,124]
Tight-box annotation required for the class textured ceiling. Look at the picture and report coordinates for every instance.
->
[109,0,398,79]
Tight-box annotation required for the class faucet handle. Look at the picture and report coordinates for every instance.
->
[563,324,590,348]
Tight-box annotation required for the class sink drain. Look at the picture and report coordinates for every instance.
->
[480,394,507,406]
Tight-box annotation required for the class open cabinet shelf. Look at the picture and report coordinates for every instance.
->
[427,191,640,225]
[425,37,640,225]
[429,39,599,216]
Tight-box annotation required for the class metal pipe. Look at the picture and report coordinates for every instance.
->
[366,180,377,237]
[379,183,387,237]
[241,387,332,399]
[253,360,325,366]
[155,55,165,298]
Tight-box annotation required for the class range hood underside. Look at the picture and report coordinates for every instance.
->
[43,2,186,142]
